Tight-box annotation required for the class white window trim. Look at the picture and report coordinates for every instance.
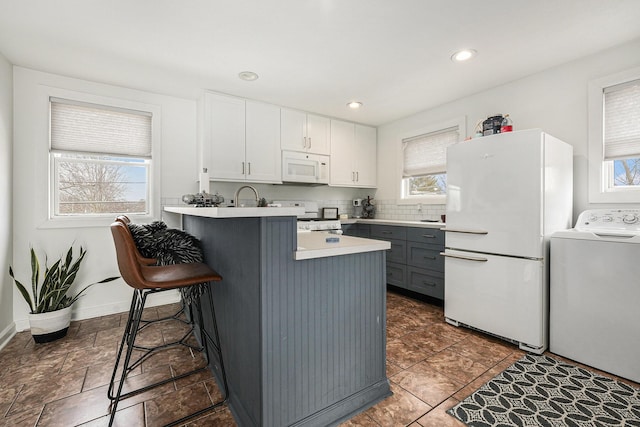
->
[588,66,640,204]
[396,116,466,205]
[39,86,162,229]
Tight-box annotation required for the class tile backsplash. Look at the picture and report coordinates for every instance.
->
[317,199,446,222]
[162,197,446,222]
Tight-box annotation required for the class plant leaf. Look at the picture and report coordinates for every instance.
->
[9,266,35,312]
[30,248,40,309]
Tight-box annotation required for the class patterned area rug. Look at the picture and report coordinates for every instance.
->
[448,354,640,427]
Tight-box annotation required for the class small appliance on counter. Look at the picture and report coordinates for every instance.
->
[352,199,363,218]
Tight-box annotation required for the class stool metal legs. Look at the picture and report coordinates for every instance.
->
[107,285,228,426]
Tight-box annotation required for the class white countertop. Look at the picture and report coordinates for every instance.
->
[342,218,445,229]
[295,232,391,260]
[164,206,305,218]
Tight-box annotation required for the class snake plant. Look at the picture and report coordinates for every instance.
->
[9,245,119,313]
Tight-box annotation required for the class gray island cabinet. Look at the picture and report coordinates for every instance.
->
[164,207,392,427]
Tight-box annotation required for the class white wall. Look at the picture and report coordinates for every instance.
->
[12,67,199,329]
[0,53,13,347]
[377,38,640,219]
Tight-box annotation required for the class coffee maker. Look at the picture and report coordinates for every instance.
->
[352,199,363,218]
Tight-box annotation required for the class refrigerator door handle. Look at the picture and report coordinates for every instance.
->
[441,228,488,235]
[440,252,488,262]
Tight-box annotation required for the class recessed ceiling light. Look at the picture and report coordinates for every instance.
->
[451,49,477,62]
[238,71,259,81]
[347,101,363,109]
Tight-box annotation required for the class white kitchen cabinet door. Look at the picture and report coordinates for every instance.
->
[444,249,546,351]
[281,108,307,152]
[354,124,377,188]
[330,119,357,186]
[330,121,377,188]
[281,109,330,155]
[245,101,282,183]
[205,92,246,181]
[306,114,330,155]
[446,131,544,258]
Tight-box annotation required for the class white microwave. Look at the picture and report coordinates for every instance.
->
[281,151,329,184]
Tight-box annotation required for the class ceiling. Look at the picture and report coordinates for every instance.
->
[1,0,640,126]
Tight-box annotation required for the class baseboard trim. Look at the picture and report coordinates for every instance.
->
[14,290,181,332]
[0,322,17,352]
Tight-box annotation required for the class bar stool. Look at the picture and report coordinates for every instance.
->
[108,219,228,426]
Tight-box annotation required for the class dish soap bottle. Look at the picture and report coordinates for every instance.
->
[501,114,513,133]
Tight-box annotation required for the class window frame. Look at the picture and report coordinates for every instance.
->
[42,87,161,228]
[396,116,465,205]
[588,66,640,204]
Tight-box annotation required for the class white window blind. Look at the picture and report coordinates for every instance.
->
[604,79,640,160]
[50,98,152,157]
[402,126,459,177]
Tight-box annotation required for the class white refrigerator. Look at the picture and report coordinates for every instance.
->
[443,129,573,353]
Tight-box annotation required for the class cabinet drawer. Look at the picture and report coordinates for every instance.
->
[385,239,407,264]
[341,224,357,237]
[386,262,407,288]
[407,267,444,299]
[370,225,407,240]
[355,224,370,238]
[407,242,444,272]
[406,227,445,245]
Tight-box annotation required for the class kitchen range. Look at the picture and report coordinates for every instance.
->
[273,200,342,233]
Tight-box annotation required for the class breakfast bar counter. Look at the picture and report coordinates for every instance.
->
[164,207,391,427]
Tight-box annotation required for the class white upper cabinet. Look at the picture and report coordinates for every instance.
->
[203,92,282,183]
[281,108,330,155]
[329,120,377,188]
[355,124,377,187]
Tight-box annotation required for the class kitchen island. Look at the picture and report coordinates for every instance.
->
[164,207,392,427]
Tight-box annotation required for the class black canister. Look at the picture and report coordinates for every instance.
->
[482,115,503,136]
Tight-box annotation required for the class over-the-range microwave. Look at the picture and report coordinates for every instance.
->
[281,151,330,185]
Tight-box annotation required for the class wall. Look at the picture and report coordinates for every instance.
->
[11,67,370,328]
[377,38,640,220]
[12,67,200,329]
[0,53,13,348]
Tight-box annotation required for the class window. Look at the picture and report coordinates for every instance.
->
[588,68,640,203]
[400,120,462,203]
[50,98,153,217]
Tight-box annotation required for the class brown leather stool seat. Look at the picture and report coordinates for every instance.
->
[108,217,227,426]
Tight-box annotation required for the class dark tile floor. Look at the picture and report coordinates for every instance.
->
[1,291,638,426]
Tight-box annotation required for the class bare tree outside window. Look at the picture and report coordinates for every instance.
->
[614,158,640,186]
[56,156,147,214]
[408,174,447,195]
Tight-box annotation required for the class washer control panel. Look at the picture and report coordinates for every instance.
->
[575,209,640,233]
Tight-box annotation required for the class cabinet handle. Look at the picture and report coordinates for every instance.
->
[440,252,488,262]
[422,281,437,287]
[242,161,245,175]
[356,171,359,182]
[381,231,392,235]
[423,256,436,260]
[422,234,436,238]
[308,137,311,149]
[441,228,488,235]
[351,171,355,181]
[248,162,251,175]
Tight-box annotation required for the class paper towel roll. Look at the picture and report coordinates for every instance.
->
[199,169,210,194]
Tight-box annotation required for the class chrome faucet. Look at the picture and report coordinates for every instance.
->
[234,185,260,207]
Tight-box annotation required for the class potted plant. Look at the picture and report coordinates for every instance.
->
[9,245,119,343]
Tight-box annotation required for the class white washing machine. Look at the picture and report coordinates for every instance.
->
[550,209,640,383]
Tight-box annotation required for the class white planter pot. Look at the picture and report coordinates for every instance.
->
[28,306,72,343]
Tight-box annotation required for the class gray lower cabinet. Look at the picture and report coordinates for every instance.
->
[368,224,445,300]
[342,223,370,238]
